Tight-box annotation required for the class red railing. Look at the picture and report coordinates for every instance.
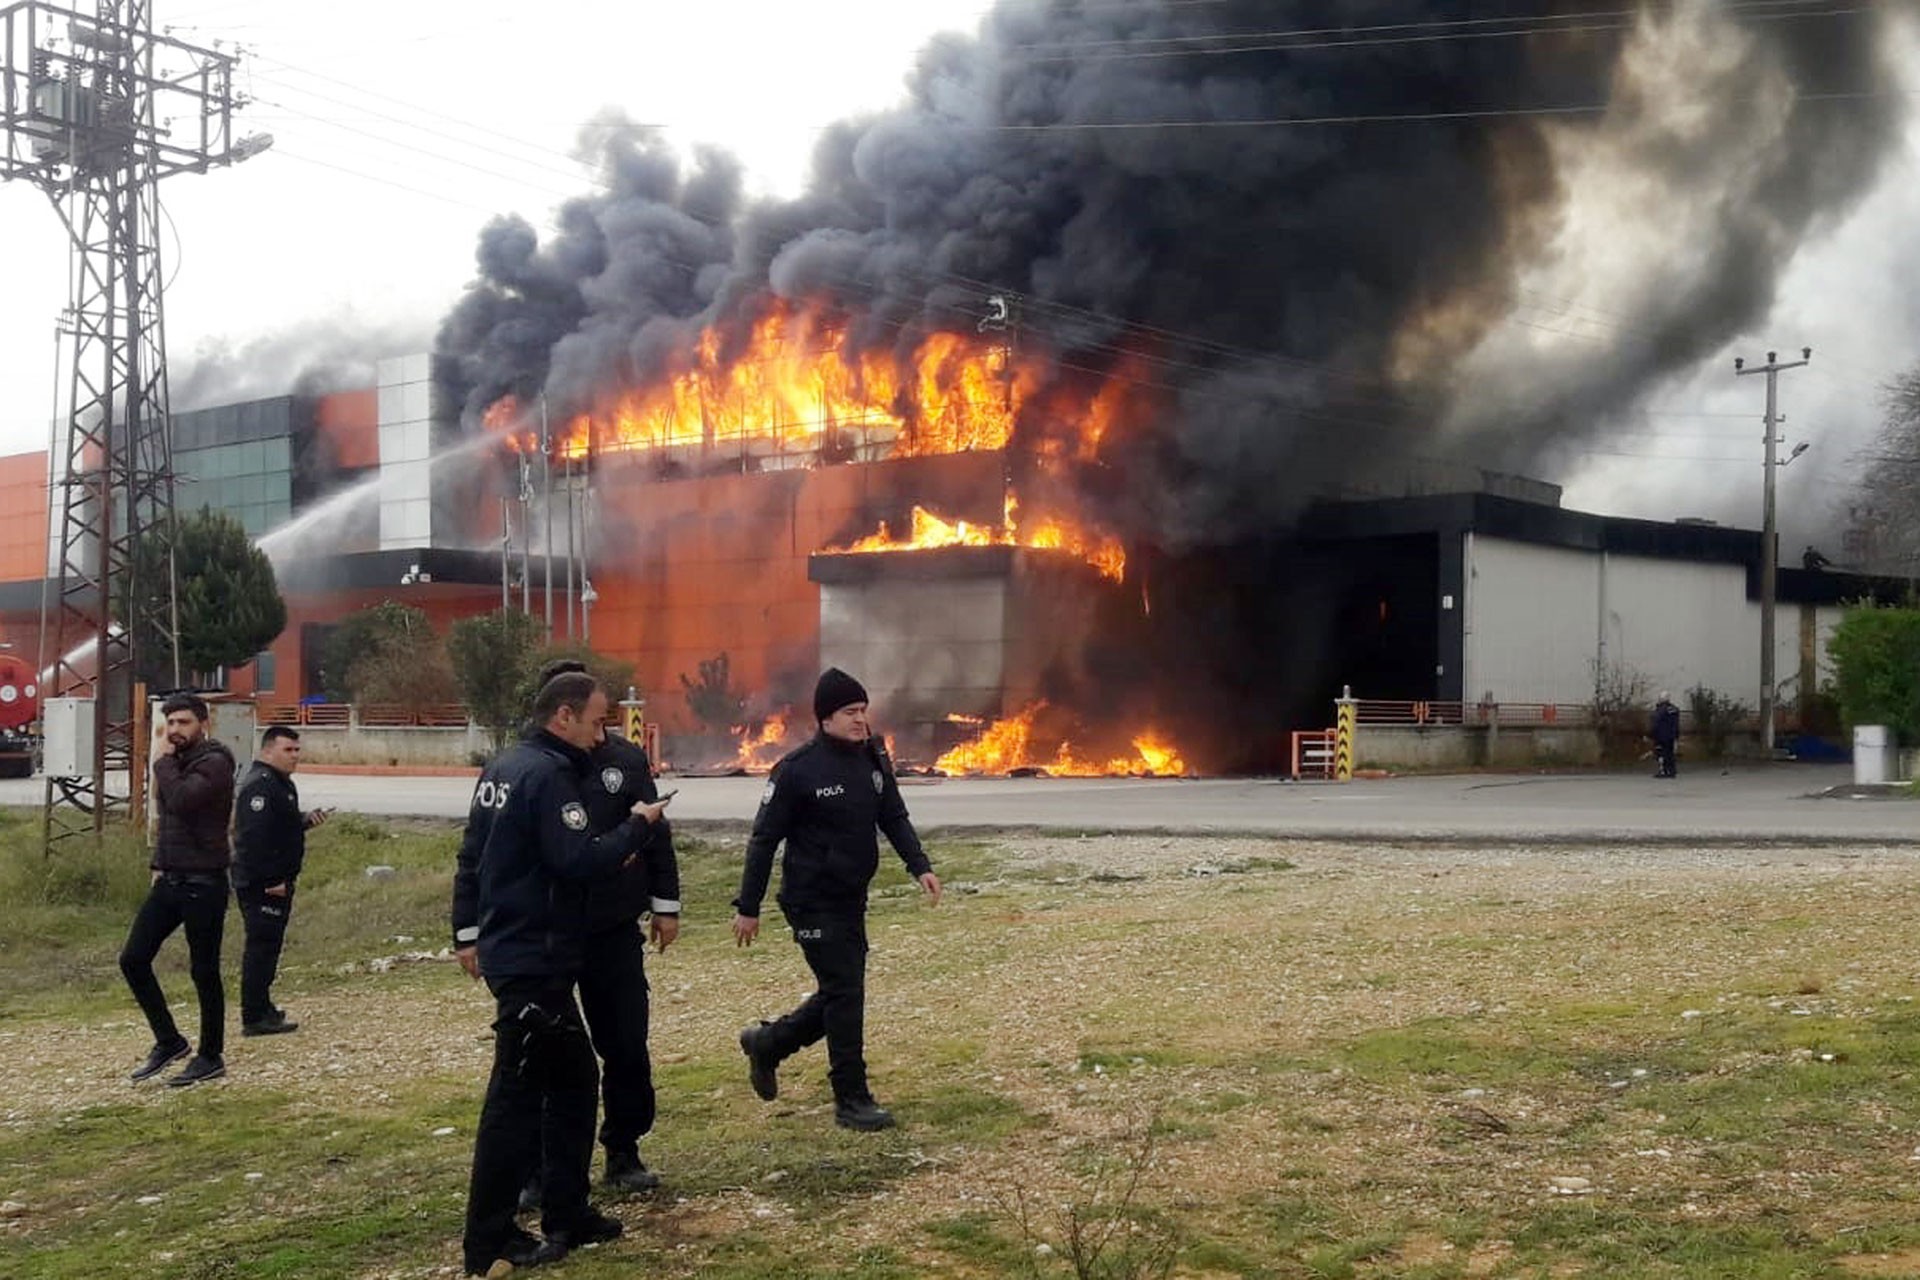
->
[1354,700,1594,727]
[255,702,467,728]
[1289,728,1338,779]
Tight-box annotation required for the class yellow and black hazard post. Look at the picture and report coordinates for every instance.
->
[1334,686,1357,782]
[617,686,645,743]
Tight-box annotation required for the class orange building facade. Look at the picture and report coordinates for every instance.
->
[0,364,1015,755]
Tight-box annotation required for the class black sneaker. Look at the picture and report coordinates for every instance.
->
[604,1148,661,1193]
[739,1024,779,1101]
[465,1227,566,1276]
[167,1054,227,1088]
[834,1097,896,1132]
[243,1011,299,1037]
[130,1038,191,1082]
[547,1207,623,1249]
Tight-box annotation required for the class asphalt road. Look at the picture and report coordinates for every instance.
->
[7,764,1906,843]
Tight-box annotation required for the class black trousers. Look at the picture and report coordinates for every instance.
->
[235,881,296,1025]
[576,922,654,1154]
[464,978,598,1267]
[1655,742,1677,777]
[120,873,227,1059]
[762,911,870,1103]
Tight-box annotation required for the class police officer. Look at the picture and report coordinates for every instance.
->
[522,660,681,1202]
[232,724,330,1036]
[451,672,671,1277]
[1649,691,1681,779]
[123,692,237,1088]
[730,668,941,1131]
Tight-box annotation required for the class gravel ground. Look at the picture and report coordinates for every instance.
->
[14,832,1920,1278]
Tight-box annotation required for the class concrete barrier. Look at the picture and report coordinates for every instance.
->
[1356,724,1603,771]
[270,720,491,767]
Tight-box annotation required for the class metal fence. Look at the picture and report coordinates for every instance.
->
[1352,699,1594,727]
[255,703,469,729]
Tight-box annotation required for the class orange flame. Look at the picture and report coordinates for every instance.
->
[481,397,541,453]
[732,710,794,771]
[544,301,1025,462]
[935,702,1189,777]
[830,493,1125,582]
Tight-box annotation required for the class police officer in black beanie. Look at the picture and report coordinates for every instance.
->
[730,668,941,1131]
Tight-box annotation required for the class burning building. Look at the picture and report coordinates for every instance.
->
[422,0,1916,768]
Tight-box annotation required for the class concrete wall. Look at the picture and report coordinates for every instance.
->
[275,721,490,767]
[814,546,1110,761]
[1464,534,1808,709]
[1354,724,1603,771]
[1462,536,1600,704]
[819,572,1010,729]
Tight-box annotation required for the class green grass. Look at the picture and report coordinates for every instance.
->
[13,816,1920,1277]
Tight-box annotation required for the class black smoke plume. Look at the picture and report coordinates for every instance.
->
[437,0,1916,549]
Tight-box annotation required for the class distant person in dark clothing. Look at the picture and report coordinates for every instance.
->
[122,692,237,1088]
[232,725,330,1037]
[1802,545,1833,571]
[1649,691,1681,779]
[731,668,941,1132]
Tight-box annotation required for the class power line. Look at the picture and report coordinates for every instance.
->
[976,87,1908,133]
[1010,1,1873,63]
[249,93,590,204]
[272,149,529,214]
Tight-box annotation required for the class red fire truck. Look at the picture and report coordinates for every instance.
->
[0,652,39,778]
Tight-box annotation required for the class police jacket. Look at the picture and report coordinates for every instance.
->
[578,732,682,934]
[1650,701,1681,745]
[232,759,305,889]
[733,732,931,919]
[151,736,237,873]
[450,729,653,980]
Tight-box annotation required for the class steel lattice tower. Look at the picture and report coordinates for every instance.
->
[0,2,258,842]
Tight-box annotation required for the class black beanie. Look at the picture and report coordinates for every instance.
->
[813,668,869,722]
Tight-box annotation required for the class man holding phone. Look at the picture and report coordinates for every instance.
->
[503,661,682,1206]
[231,724,330,1037]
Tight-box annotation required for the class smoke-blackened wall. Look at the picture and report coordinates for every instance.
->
[436,0,1916,549]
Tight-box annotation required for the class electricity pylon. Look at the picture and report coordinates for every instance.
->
[0,2,265,842]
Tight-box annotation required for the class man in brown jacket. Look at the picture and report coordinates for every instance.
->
[122,692,238,1087]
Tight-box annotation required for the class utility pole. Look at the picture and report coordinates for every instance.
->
[979,293,1015,518]
[498,497,509,613]
[2,2,265,844]
[1734,346,1810,756]
[540,394,553,641]
[564,452,576,640]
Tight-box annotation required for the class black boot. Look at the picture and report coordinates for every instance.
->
[834,1096,896,1132]
[604,1147,660,1193]
[547,1207,623,1250]
[739,1023,780,1101]
[465,1227,566,1276]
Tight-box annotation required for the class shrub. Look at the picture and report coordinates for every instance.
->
[1827,605,1920,745]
